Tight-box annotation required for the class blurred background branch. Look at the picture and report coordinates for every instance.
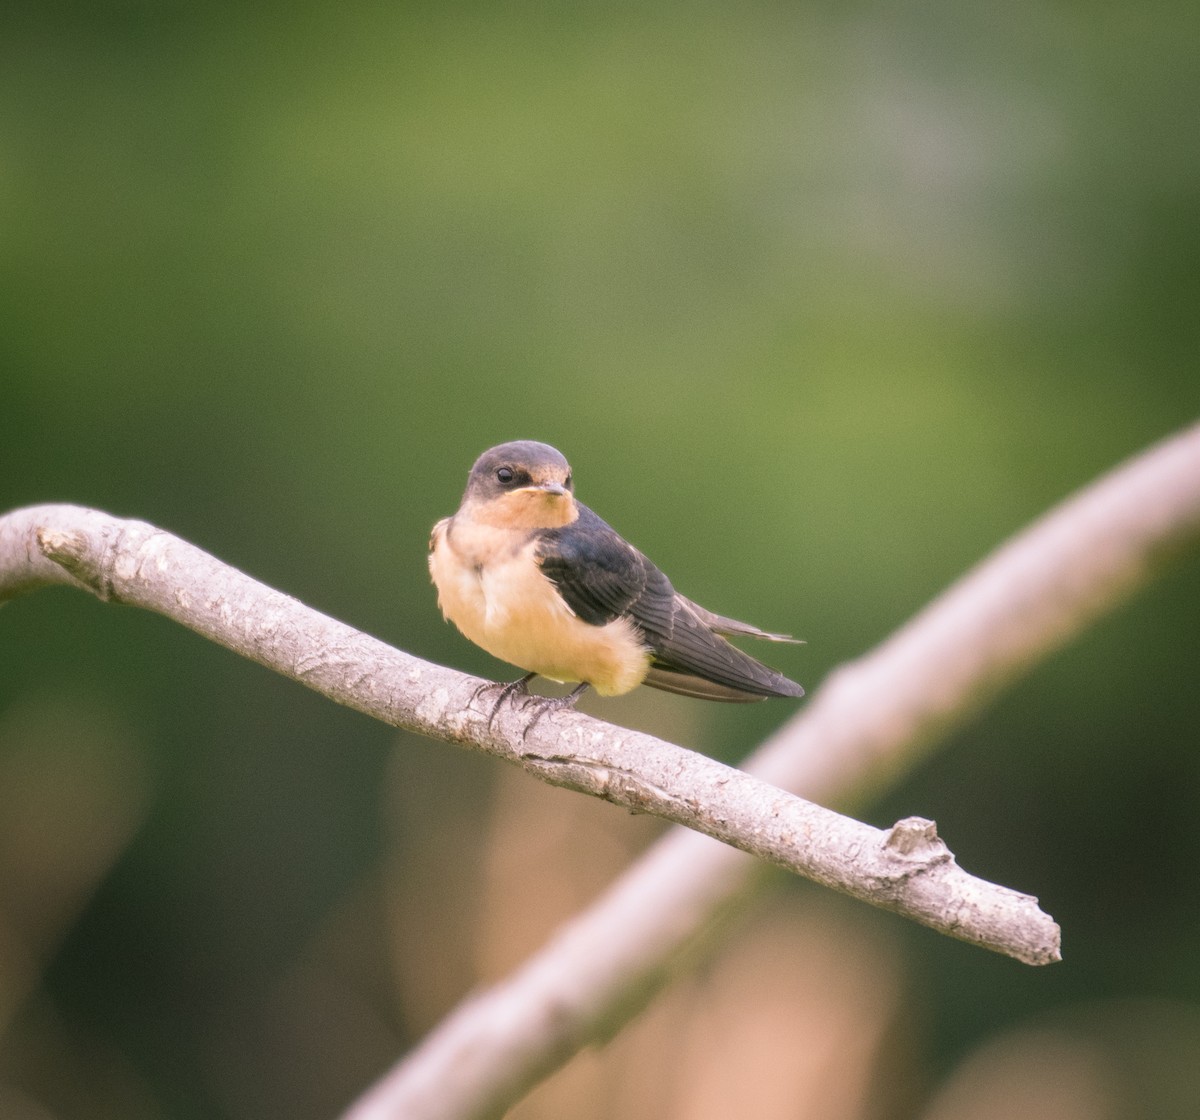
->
[344,422,1200,1120]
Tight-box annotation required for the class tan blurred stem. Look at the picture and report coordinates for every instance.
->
[0,422,1197,1116]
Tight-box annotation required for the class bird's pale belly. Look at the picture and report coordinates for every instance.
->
[429,531,650,696]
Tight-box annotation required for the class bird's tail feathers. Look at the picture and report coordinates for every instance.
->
[686,600,804,644]
[646,598,805,700]
[642,667,771,702]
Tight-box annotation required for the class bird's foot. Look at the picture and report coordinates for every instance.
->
[521,683,590,739]
[474,672,538,730]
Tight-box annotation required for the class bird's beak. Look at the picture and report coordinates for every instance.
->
[535,481,570,498]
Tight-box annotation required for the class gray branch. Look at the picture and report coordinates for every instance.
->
[0,505,1053,963]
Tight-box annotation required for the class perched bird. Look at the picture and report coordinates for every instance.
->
[428,440,803,721]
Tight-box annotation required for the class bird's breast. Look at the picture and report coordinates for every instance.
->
[429,516,650,695]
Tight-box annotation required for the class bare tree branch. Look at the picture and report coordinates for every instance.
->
[0,504,1054,963]
[337,421,1200,1120]
[4,422,1199,1120]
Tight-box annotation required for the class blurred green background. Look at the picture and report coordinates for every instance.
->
[2,3,1198,1118]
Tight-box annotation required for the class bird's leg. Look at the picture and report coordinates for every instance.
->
[473,672,538,729]
[522,682,590,739]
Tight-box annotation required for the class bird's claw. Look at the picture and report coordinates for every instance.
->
[474,672,537,730]
[473,676,590,737]
[520,683,590,740]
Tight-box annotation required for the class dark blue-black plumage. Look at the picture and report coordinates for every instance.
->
[536,504,803,702]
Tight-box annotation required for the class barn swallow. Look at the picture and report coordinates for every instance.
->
[428,440,803,722]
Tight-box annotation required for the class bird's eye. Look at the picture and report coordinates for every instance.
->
[496,467,514,484]
[564,474,573,490]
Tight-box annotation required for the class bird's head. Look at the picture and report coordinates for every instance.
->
[461,441,578,530]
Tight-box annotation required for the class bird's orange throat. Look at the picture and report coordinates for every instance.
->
[463,488,579,531]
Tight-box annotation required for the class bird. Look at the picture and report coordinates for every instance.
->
[428,440,803,724]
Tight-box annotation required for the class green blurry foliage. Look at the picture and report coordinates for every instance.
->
[1,2,1198,1118]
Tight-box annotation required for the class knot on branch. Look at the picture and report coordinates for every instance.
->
[865,817,958,901]
[37,526,110,597]
[882,816,951,864]
[36,517,166,603]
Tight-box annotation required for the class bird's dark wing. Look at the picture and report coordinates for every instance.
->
[536,505,803,701]
[534,505,656,625]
